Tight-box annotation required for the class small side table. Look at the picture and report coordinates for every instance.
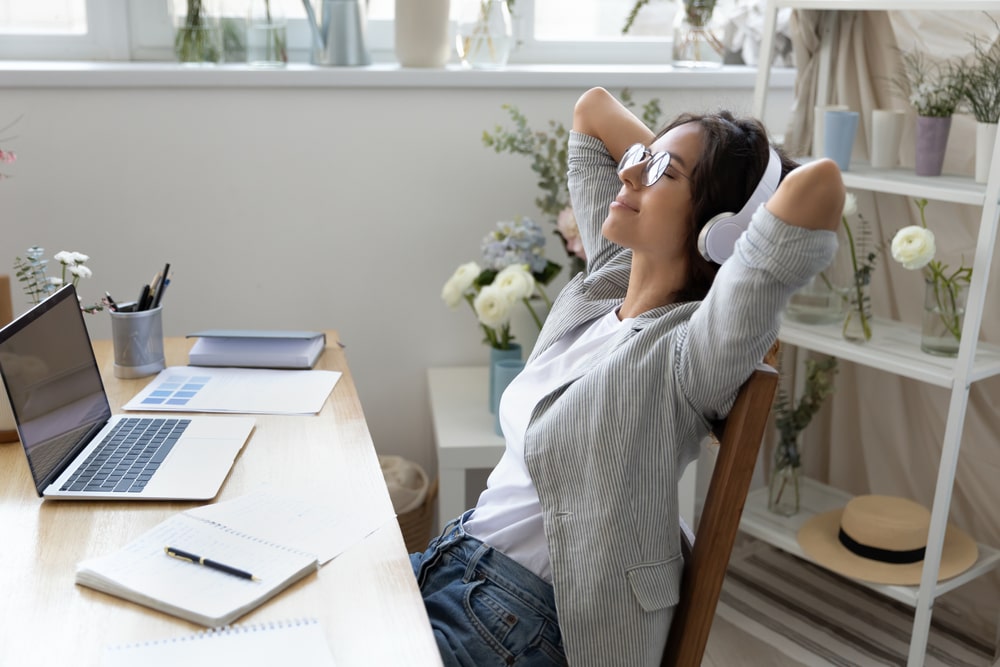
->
[427,366,504,532]
[427,365,699,533]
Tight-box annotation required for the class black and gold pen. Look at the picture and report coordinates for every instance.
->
[164,546,261,582]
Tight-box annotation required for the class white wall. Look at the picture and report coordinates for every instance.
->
[0,70,792,478]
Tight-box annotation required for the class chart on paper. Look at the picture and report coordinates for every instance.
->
[122,366,341,415]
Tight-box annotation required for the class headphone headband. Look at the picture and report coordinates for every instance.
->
[697,147,782,264]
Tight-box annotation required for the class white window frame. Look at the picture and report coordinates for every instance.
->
[0,0,715,66]
[0,0,130,60]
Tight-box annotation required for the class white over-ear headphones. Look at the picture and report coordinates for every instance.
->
[696,147,782,264]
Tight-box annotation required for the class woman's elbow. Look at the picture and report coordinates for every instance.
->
[766,158,845,232]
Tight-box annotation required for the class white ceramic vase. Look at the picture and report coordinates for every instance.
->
[976,121,997,185]
[395,0,452,67]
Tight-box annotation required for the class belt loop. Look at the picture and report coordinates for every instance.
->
[463,542,491,583]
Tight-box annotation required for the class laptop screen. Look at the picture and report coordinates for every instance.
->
[0,285,112,492]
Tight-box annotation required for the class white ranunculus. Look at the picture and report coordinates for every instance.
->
[842,192,857,218]
[473,284,514,329]
[891,225,936,270]
[441,261,481,308]
[493,264,536,301]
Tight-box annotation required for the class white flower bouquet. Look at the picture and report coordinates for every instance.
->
[442,217,560,350]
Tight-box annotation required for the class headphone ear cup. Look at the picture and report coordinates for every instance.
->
[697,211,747,264]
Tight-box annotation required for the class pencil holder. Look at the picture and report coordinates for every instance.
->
[110,306,165,378]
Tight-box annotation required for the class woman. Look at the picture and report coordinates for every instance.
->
[412,87,844,666]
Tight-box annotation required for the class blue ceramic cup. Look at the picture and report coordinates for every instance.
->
[823,110,860,172]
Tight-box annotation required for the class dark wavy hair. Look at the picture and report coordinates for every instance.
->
[655,111,799,303]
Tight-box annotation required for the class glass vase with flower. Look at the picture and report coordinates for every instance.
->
[441,218,561,412]
[456,0,514,69]
[890,198,973,357]
[840,193,881,343]
[768,356,838,516]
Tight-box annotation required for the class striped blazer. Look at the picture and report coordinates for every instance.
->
[522,132,837,666]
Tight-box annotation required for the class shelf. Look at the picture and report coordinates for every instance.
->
[739,478,1000,607]
[771,0,1000,11]
[791,158,988,206]
[779,318,1000,387]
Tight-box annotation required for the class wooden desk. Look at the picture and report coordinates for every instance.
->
[0,333,441,666]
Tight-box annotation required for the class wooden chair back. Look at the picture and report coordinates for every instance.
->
[661,362,779,667]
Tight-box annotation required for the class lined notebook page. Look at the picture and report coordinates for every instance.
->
[101,618,336,666]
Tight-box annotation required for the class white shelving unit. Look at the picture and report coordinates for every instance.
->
[748,2,1000,666]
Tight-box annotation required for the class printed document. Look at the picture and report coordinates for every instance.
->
[122,366,341,415]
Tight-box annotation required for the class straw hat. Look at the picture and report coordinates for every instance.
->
[796,495,978,585]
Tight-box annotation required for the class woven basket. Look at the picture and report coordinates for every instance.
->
[398,477,438,553]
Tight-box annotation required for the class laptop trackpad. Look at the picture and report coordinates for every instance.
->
[140,421,253,499]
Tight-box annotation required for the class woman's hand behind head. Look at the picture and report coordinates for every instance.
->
[765,158,845,232]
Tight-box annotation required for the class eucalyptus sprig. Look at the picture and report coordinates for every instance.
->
[773,356,839,470]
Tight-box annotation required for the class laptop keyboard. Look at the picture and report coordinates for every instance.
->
[61,417,191,493]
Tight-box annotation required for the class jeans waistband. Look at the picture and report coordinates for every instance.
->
[431,511,557,620]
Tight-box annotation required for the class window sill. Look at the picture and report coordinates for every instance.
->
[0,61,796,89]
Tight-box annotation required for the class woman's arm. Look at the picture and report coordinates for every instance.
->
[572,87,654,163]
[678,159,844,420]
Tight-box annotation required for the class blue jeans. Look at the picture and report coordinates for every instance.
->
[410,512,567,667]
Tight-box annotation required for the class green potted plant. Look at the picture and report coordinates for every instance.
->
[891,49,964,176]
[960,23,1000,183]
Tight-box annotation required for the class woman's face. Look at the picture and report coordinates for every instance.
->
[602,122,704,261]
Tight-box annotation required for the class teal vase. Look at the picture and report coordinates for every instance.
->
[492,359,525,436]
[489,343,522,414]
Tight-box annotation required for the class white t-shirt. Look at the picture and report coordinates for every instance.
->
[463,308,634,582]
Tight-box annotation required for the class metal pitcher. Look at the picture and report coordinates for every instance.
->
[301,0,371,66]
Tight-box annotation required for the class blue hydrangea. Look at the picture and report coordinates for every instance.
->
[480,217,548,274]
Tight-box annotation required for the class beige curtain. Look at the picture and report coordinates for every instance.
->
[772,9,1000,645]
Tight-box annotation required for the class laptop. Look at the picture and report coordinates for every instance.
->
[0,284,255,500]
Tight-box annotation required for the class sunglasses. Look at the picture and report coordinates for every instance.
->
[617,143,690,187]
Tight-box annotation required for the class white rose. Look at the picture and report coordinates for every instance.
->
[891,225,936,270]
[493,264,535,301]
[841,192,857,218]
[474,284,514,329]
[441,261,481,308]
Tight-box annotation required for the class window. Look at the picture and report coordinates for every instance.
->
[1,0,718,65]
[0,0,129,59]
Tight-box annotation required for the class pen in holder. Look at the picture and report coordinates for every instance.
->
[110,306,165,379]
